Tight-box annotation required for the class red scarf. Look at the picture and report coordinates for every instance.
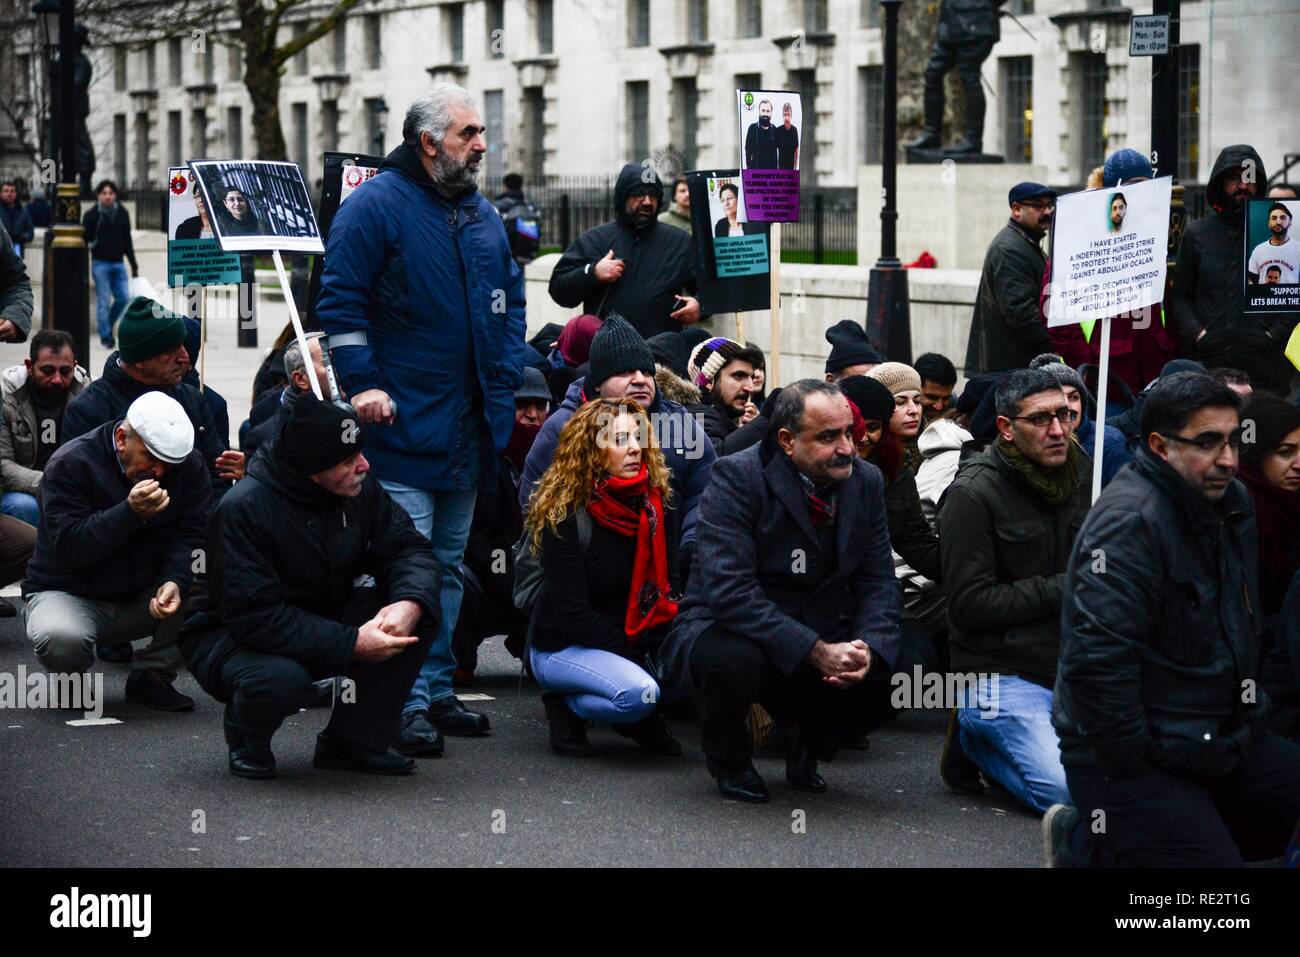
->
[586,463,678,641]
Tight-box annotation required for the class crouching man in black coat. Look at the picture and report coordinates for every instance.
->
[180,396,440,779]
[1046,372,1300,866]
[655,380,901,802]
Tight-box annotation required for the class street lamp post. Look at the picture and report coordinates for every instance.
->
[1150,0,1184,265]
[33,0,90,362]
[865,0,912,362]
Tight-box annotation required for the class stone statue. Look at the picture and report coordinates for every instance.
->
[48,24,96,195]
[906,0,1007,156]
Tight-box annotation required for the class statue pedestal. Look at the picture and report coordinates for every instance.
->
[905,147,1006,165]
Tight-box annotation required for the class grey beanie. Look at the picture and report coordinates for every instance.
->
[1029,353,1087,395]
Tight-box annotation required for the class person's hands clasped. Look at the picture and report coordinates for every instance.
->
[352,388,395,425]
[216,450,245,481]
[127,479,170,520]
[809,639,872,688]
[374,600,422,638]
[149,581,182,620]
[593,249,625,283]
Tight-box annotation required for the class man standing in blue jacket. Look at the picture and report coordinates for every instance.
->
[316,83,526,754]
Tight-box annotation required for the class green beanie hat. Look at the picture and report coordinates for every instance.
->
[116,297,187,363]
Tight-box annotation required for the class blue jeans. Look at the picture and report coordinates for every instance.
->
[529,645,658,724]
[1,491,39,527]
[91,260,130,342]
[957,674,1070,813]
[383,478,479,713]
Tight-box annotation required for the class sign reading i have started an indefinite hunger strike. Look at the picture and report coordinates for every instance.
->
[1048,176,1172,327]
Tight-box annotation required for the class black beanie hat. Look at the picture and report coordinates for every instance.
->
[586,313,656,392]
[647,331,691,380]
[956,372,1000,417]
[838,375,894,424]
[824,320,884,374]
[275,394,365,476]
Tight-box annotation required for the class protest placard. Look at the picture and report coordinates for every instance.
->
[1244,198,1300,314]
[166,167,242,287]
[189,159,325,254]
[737,90,801,223]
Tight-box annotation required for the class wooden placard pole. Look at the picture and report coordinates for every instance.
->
[735,311,745,344]
[272,248,324,400]
[199,286,206,394]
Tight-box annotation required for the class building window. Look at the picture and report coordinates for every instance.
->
[804,0,827,33]
[145,44,157,88]
[293,22,309,76]
[861,0,880,28]
[484,89,506,179]
[114,114,128,185]
[791,69,816,183]
[169,36,183,85]
[365,14,382,69]
[628,0,650,47]
[487,0,505,58]
[321,101,339,153]
[446,4,465,62]
[688,0,709,42]
[536,0,555,55]
[626,81,650,162]
[293,103,309,172]
[114,46,127,91]
[524,86,546,181]
[365,98,386,155]
[333,16,348,71]
[1001,56,1033,163]
[167,110,182,167]
[738,0,762,38]
[190,108,208,159]
[203,39,215,83]
[227,106,243,157]
[1178,44,1200,182]
[1077,52,1108,176]
[134,113,151,186]
[671,77,698,169]
[228,35,242,81]
[859,66,882,163]
[1007,0,1033,14]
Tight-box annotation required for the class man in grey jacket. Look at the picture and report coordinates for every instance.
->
[1,330,89,526]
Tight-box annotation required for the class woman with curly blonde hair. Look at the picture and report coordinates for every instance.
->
[524,397,683,757]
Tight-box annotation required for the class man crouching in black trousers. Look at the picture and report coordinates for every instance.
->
[180,395,440,779]
[655,379,901,802]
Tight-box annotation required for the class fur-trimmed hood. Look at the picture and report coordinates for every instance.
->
[655,364,700,405]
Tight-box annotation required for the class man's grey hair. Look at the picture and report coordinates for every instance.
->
[994,368,1065,420]
[283,340,305,379]
[770,379,843,435]
[403,83,477,148]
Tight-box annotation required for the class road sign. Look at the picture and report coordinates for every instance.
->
[1129,14,1171,56]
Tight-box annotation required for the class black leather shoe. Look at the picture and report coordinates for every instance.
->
[786,741,827,793]
[394,711,445,756]
[125,671,194,711]
[224,706,275,779]
[613,711,683,756]
[940,708,985,795]
[945,137,984,155]
[713,763,770,804]
[906,128,942,151]
[542,692,592,757]
[96,641,133,663]
[313,733,415,775]
[428,696,491,737]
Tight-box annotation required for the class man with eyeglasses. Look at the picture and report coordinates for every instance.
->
[936,368,1092,809]
[1044,371,1300,866]
[965,183,1058,375]
[0,330,89,528]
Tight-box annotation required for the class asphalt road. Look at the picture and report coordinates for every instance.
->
[0,615,1042,867]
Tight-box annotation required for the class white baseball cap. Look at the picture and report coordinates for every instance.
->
[125,392,195,464]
